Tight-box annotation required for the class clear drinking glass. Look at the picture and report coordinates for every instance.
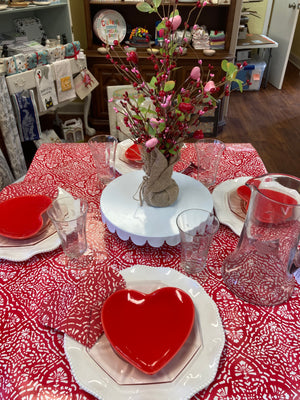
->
[176,208,219,275]
[88,135,118,186]
[47,196,88,260]
[195,139,225,188]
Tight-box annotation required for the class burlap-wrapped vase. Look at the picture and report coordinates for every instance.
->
[139,146,181,207]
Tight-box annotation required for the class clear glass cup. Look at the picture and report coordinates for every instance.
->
[195,139,225,188]
[47,196,88,260]
[88,135,118,186]
[176,208,219,275]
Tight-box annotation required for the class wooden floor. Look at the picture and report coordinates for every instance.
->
[218,62,300,177]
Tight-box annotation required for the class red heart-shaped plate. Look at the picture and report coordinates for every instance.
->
[125,143,142,163]
[101,287,195,375]
[0,195,52,239]
[237,185,297,223]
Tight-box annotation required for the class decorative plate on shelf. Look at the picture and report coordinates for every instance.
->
[93,9,126,45]
[14,16,46,41]
[64,265,225,400]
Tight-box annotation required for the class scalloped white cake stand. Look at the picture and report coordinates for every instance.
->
[100,170,213,247]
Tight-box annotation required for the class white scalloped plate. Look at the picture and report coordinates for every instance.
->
[64,265,225,400]
[212,176,252,236]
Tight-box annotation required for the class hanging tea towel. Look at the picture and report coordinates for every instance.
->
[12,90,42,142]
[35,65,58,112]
[53,59,76,103]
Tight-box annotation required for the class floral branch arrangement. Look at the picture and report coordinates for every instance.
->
[106,0,245,160]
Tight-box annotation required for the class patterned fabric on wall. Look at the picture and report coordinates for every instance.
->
[0,148,14,191]
[0,76,27,180]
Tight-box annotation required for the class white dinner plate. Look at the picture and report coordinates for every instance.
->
[0,228,60,262]
[212,176,252,236]
[64,265,225,400]
[93,10,126,45]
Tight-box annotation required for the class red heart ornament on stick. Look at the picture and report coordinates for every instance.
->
[101,287,195,375]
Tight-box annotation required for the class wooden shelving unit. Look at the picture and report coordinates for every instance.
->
[83,0,243,131]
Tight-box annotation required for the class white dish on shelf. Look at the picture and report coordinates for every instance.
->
[212,176,252,236]
[100,170,213,247]
[64,265,225,400]
[32,1,52,5]
[0,4,8,10]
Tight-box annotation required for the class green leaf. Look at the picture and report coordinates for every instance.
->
[227,62,237,75]
[178,112,185,122]
[168,43,178,56]
[136,2,154,13]
[153,0,161,9]
[149,76,157,89]
[221,59,230,72]
[158,122,166,132]
[137,95,145,106]
[148,125,156,135]
[168,147,177,155]
[233,78,244,92]
[164,80,175,92]
[170,9,179,18]
[139,106,156,116]
[156,21,166,32]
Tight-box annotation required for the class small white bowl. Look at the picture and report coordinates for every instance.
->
[97,47,108,54]
[203,49,216,56]
[147,48,159,55]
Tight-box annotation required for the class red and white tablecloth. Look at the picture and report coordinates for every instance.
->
[0,142,300,400]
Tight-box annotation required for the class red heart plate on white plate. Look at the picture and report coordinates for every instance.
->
[125,143,143,163]
[101,287,195,375]
[0,195,53,239]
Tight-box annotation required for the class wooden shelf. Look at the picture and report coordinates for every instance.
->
[83,0,242,131]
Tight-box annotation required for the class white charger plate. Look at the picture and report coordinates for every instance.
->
[212,176,252,236]
[0,231,60,262]
[64,265,225,400]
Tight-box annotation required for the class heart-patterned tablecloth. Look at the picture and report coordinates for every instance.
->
[1,142,300,400]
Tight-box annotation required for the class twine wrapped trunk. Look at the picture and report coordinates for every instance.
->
[139,146,181,207]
